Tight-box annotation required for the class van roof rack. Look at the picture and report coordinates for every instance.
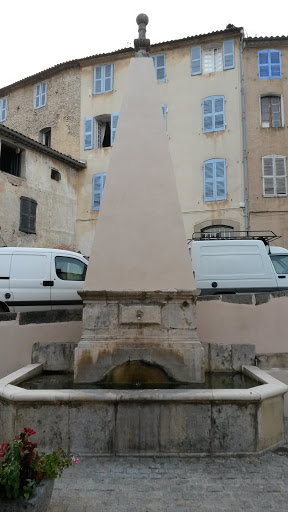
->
[189,231,280,244]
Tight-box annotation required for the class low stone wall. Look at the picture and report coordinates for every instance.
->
[197,291,288,354]
[0,310,82,378]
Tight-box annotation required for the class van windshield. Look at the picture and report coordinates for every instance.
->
[270,254,288,274]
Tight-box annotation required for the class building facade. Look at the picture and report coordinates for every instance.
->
[243,37,288,247]
[0,26,247,255]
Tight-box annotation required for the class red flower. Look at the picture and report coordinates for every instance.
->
[24,428,36,436]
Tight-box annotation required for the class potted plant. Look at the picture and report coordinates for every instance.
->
[0,427,79,511]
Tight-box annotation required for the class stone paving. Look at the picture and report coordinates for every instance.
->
[48,444,288,512]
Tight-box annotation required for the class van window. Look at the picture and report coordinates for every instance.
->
[55,257,87,281]
[270,255,288,274]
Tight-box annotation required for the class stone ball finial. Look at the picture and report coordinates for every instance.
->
[136,13,149,26]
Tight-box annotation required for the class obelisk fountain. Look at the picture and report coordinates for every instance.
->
[74,14,204,384]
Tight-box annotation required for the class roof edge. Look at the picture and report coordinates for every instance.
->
[0,124,86,170]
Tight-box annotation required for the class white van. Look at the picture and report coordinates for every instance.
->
[190,233,288,295]
[0,247,88,312]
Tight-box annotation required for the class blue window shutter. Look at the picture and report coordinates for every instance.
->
[152,54,166,82]
[203,98,213,132]
[111,112,119,146]
[270,50,281,78]
[41,82,47,107]
[84,117,93,150]
[191,46,201,75]
[104,64,113,92]
[214,96,225,131]
[215,159,226,200]
[223,39,234,70]
[92,173,106,210]
[203,161,215,201]
[94,66,103,94]
[161,104,167,128]
[0,98,7,122]
[35,84,41,108]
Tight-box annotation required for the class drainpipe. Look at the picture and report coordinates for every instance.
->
[239,33,249,235]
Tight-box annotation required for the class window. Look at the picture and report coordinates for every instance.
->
[202,96,225,133]
[191,40,234,75]
[39,127,51,147]
[203,159,226,201]
[161,104,167,129]
[152,54,166,82]
[84,113,119,150]
[0,98,7,122]
[258,50,281,79]
[201,225,234,238]
[261,96,282,128]
[270,254,288,274]
[55,256,87,281]
[93,64,113,94]
[92,173,106,210]
[35,82,47,109]
[51,168,61,181]
[19,197,37,233]
[262,155,287,197]
[0,143,21,176]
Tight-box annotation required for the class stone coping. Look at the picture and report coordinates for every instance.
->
[0,364,287,404]
[79,290,199,302]
[0,310,82,324]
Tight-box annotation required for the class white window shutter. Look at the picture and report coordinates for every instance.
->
[275,157,287,195]
[191,46,201,75]
[92,173,107,210]
[84,117,94,150]
[111,112,119,146]
[223,39,234,70]
[262,156,275,196]
[203,49,214,73]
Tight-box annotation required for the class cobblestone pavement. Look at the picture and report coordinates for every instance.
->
[48,444,288,512]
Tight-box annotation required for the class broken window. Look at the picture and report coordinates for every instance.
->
[19,197,37,234]
[261,96,282,128]
[0,142,21,177]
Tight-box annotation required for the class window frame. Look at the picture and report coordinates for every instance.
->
[260,95,282,128]
[92,172,107,211]
[202,96,225,133]
[93,64,113,95]
[0,98,7,122]
[34,82,47,109]
[258,49,282,79]
[191,39,234,75]
[203,158,227,202]
[262,155,287,197]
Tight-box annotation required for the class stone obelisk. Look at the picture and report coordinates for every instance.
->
[74,14,204,383]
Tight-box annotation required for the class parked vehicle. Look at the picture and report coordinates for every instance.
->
[190,231,288,295]
[0,247,88,312]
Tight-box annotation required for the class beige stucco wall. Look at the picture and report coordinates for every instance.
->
[1,69,81,159]
[244,43,288,247]
[0,137,78,248]
[197,295,288,354]
[0,317,82,378]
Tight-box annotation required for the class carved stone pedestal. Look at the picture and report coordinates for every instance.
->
[74,290,204,383]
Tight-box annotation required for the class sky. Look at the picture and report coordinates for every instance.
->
[1,0,287,89]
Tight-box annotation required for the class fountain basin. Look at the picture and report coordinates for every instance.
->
[0,364,287,456]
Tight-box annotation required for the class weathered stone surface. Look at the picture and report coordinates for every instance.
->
[162,302,197,330]
[259,395,285,451]
[0,313,17,322]
[19,309,82,325]
[209,343,232,371]
[69,404,115,454]
[82,303,118,330]
[221,294,253,304]
[211,403,256,453]
[231,344,255,371]
[31,342,76,371]
[119,305,161,325]
[257,353,288,369]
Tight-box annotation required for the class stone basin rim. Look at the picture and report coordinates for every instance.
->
[0,364,287,403]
